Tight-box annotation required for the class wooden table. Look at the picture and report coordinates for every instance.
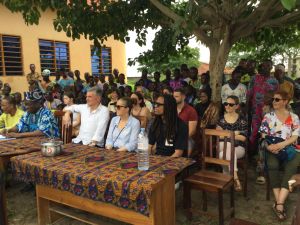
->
[11,144,194,225]
[0,137,47,225]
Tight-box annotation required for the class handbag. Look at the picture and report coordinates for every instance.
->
[265,135,296,162]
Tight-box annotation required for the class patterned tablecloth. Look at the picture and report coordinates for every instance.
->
[11,143,194,216]
[0,137,48,156]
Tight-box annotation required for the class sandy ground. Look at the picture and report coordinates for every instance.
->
[6,166,299,225]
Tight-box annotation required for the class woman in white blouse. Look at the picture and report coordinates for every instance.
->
[105,97,140,152]
[259,90,300,221]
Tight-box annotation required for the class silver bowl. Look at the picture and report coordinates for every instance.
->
[41,140,63,157]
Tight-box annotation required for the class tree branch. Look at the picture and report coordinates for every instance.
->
[150,0,211,46]
[260,10,300,28]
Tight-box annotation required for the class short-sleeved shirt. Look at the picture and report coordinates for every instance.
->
[178,104,198,123]
[148,118,188,156]
[217,116,248,147]
[26,72,42,83]
[221,83,247,103]
[259,111,300,139]
[17,107,59,138]
[0,108,24,131]
[58,78,75,89]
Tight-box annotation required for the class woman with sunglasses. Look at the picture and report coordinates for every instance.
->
[259,90,300,221]
[216,95,247,191]
[105,97,140,152]
[148,94,188,157]
[130,92,151,128]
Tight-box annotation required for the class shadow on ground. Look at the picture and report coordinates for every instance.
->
[7,166,299,225]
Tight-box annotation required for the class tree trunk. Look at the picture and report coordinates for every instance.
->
[208,41,232,102]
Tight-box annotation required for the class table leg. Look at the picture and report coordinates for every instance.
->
[150,175,175,225]
[0,158,8,225]
[36,187,51,225]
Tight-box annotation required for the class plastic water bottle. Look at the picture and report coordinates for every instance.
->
[137,128,149,171]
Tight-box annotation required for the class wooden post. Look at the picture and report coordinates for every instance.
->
[0,158,8,225]
[36,186,51,225]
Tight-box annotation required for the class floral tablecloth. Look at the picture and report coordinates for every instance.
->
[0,137,47,156]
[11,143,194,216]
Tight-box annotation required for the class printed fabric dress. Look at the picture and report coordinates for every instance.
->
[247,74,279,144]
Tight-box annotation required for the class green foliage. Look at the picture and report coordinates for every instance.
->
[281,0,297,10]
[134,45,200,74]
[227,25,300,66]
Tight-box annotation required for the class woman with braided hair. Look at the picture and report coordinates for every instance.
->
[148,94,188,157]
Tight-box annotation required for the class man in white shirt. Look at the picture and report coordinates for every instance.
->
[63,87,110,147]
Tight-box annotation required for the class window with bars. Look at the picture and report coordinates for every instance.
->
[0,35,23,76]
[91,46,112,76]
[39,39,70,74]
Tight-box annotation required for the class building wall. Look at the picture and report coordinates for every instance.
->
[0,5,126,93]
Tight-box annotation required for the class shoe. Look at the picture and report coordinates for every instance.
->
[256,176,265,185]
[20,183,34,193]
[234,179,242,192]
[272,202,286,221]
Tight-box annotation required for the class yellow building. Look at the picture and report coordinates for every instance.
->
[0,5,126,93]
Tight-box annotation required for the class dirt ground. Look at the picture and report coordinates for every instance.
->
[6,166,299,225]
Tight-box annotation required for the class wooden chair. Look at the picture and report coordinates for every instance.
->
[183,129,235,225]
[54,111,73,144]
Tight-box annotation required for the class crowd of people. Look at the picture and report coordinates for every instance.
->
[1,59,300,221]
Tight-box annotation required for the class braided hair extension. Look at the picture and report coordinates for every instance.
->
[150,94,179,142]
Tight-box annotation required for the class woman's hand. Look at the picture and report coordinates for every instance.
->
[267,143,285,153]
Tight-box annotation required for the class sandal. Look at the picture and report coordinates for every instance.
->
[272,202,287,221]
[256,176,265,185]
[234,179,242,192]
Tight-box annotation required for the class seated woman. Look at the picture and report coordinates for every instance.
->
[44,88,63,111]
[107,88,121,113]
[130,92,152,128]
[63,92,81,136]
[194,89,219,129]
[5,89,59,138]
[0,95,24,133]
[105,97,140,152]
[148,94,188,157]
[216,95,247,192]
[259,90,300,221]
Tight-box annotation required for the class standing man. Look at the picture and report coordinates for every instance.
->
[135,69,152,89]
[63,87,110,147]
[173,88,198,157]
[26,64,42,85]
[274,64,294,99]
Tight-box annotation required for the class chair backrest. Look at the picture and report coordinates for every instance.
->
[54,110,73,144]
[202,129,235,175]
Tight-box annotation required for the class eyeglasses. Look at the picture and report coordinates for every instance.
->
[116,105,127,110]
[223,102,236,107]
[272,97,286,102]
[154,102,164,108]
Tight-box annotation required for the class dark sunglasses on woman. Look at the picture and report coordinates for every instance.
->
[223,102,236,107]
[272,97,286,102]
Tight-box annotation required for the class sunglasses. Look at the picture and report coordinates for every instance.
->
[154,102,164,108]
[116,105,127,110]
[272,97,286,102]
[224,102,236,107]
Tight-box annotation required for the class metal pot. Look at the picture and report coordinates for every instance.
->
[41,140,63,157]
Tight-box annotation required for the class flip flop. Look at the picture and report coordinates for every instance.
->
[272,202,287,221]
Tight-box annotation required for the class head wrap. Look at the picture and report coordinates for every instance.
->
[42,69,51,77]
[25,89,43,101]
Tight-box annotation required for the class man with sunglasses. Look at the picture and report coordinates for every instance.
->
[148,94,188,157]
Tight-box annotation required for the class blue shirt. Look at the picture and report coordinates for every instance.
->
[106,115,140,152]
[17,107,59,138]
[58,78,74,89]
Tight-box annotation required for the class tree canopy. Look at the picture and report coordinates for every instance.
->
[2,0,300,100]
